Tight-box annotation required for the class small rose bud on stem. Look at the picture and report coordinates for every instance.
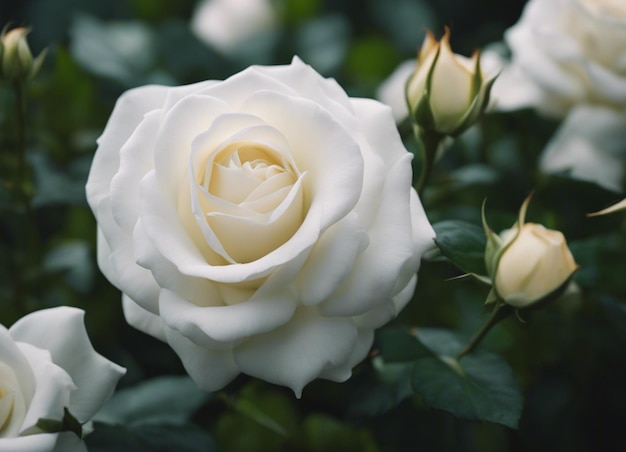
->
[457,195,579,359]
[0,26,47,83]
[406,27,498,194]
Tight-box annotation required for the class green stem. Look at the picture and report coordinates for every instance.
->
[415,128,442,196]
[12,80,40,309]
[456,301,512,361]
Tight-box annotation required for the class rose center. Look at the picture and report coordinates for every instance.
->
[0,363,17,435]
[191,139,305,264]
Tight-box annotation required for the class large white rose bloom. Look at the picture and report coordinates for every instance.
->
[490,0,626,191]
[86,57,435,396]
[0,307,125,451]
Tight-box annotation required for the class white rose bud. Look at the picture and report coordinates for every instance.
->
[406,27,498,137]
[484,196,578,309]
[0,26,46,83]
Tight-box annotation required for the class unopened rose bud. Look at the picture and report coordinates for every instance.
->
[484,196,578,309]
[406,27,498,137]
[0,26,46,83]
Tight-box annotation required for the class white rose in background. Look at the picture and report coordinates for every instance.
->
[86,57,434,396]
[191,0,277,54]
[376,60,415,123]
[0,307,125,451]
[489,0,626,191]
[540,105,626,192]
[492,0,626,116]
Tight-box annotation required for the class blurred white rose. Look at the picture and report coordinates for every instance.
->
[191,0,277,54]
[491,0,626,116]
[86,57,435,396]
[540,105,626,191]
[0,307,125,451]
[488,0,626,191]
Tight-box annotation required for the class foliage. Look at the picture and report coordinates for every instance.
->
[1,0,625,450]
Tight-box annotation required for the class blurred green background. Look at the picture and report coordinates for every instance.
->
[1,0,625,451]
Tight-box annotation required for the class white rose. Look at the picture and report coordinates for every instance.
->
[491,0,626,116]
[86,57,434,396]
[539,105,626,192]
[190,0,277,54]
[0,307,125,451]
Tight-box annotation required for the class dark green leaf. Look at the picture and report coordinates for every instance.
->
[375,327,433,362]
[411,329,522,429]
[346,360,414,419]
[433,220,487,275]
[297,413,377,452]
[94,375,212,427]
[85,422,216,452]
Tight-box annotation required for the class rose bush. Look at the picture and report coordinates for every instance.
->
[86,57,434,396]
[492,0,626,116]
[0,307,125,451]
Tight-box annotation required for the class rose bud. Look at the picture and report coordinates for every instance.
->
[484,196,578,309]
[406,27,498,137]
[0,26,46,83]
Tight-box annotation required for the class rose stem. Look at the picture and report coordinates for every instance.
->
[456,301,512,360]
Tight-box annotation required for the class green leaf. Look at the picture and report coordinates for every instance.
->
[93,375,212,427]
[85,422,216,452]
[216,383,298,451]
[30,152,91,207]
[43,241,93,293]
[346,359,415,418]
[375,327,434,363]
[297,413,378,452]
[433,220,487,275]
[411,329,523,429]
[294,15,350,75]
[69,14,156,86]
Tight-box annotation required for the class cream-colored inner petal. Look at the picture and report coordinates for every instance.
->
[0,361,26,437]
[191,139,305,264]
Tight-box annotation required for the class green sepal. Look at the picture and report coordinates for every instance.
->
[484,287,498,304]
[34,407,83,438]
[409,45,441,132]
[482,199,503,279]
[449,67,499,137]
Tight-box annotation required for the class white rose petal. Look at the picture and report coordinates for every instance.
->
[87,57,435,395]
[540,105,626,192]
